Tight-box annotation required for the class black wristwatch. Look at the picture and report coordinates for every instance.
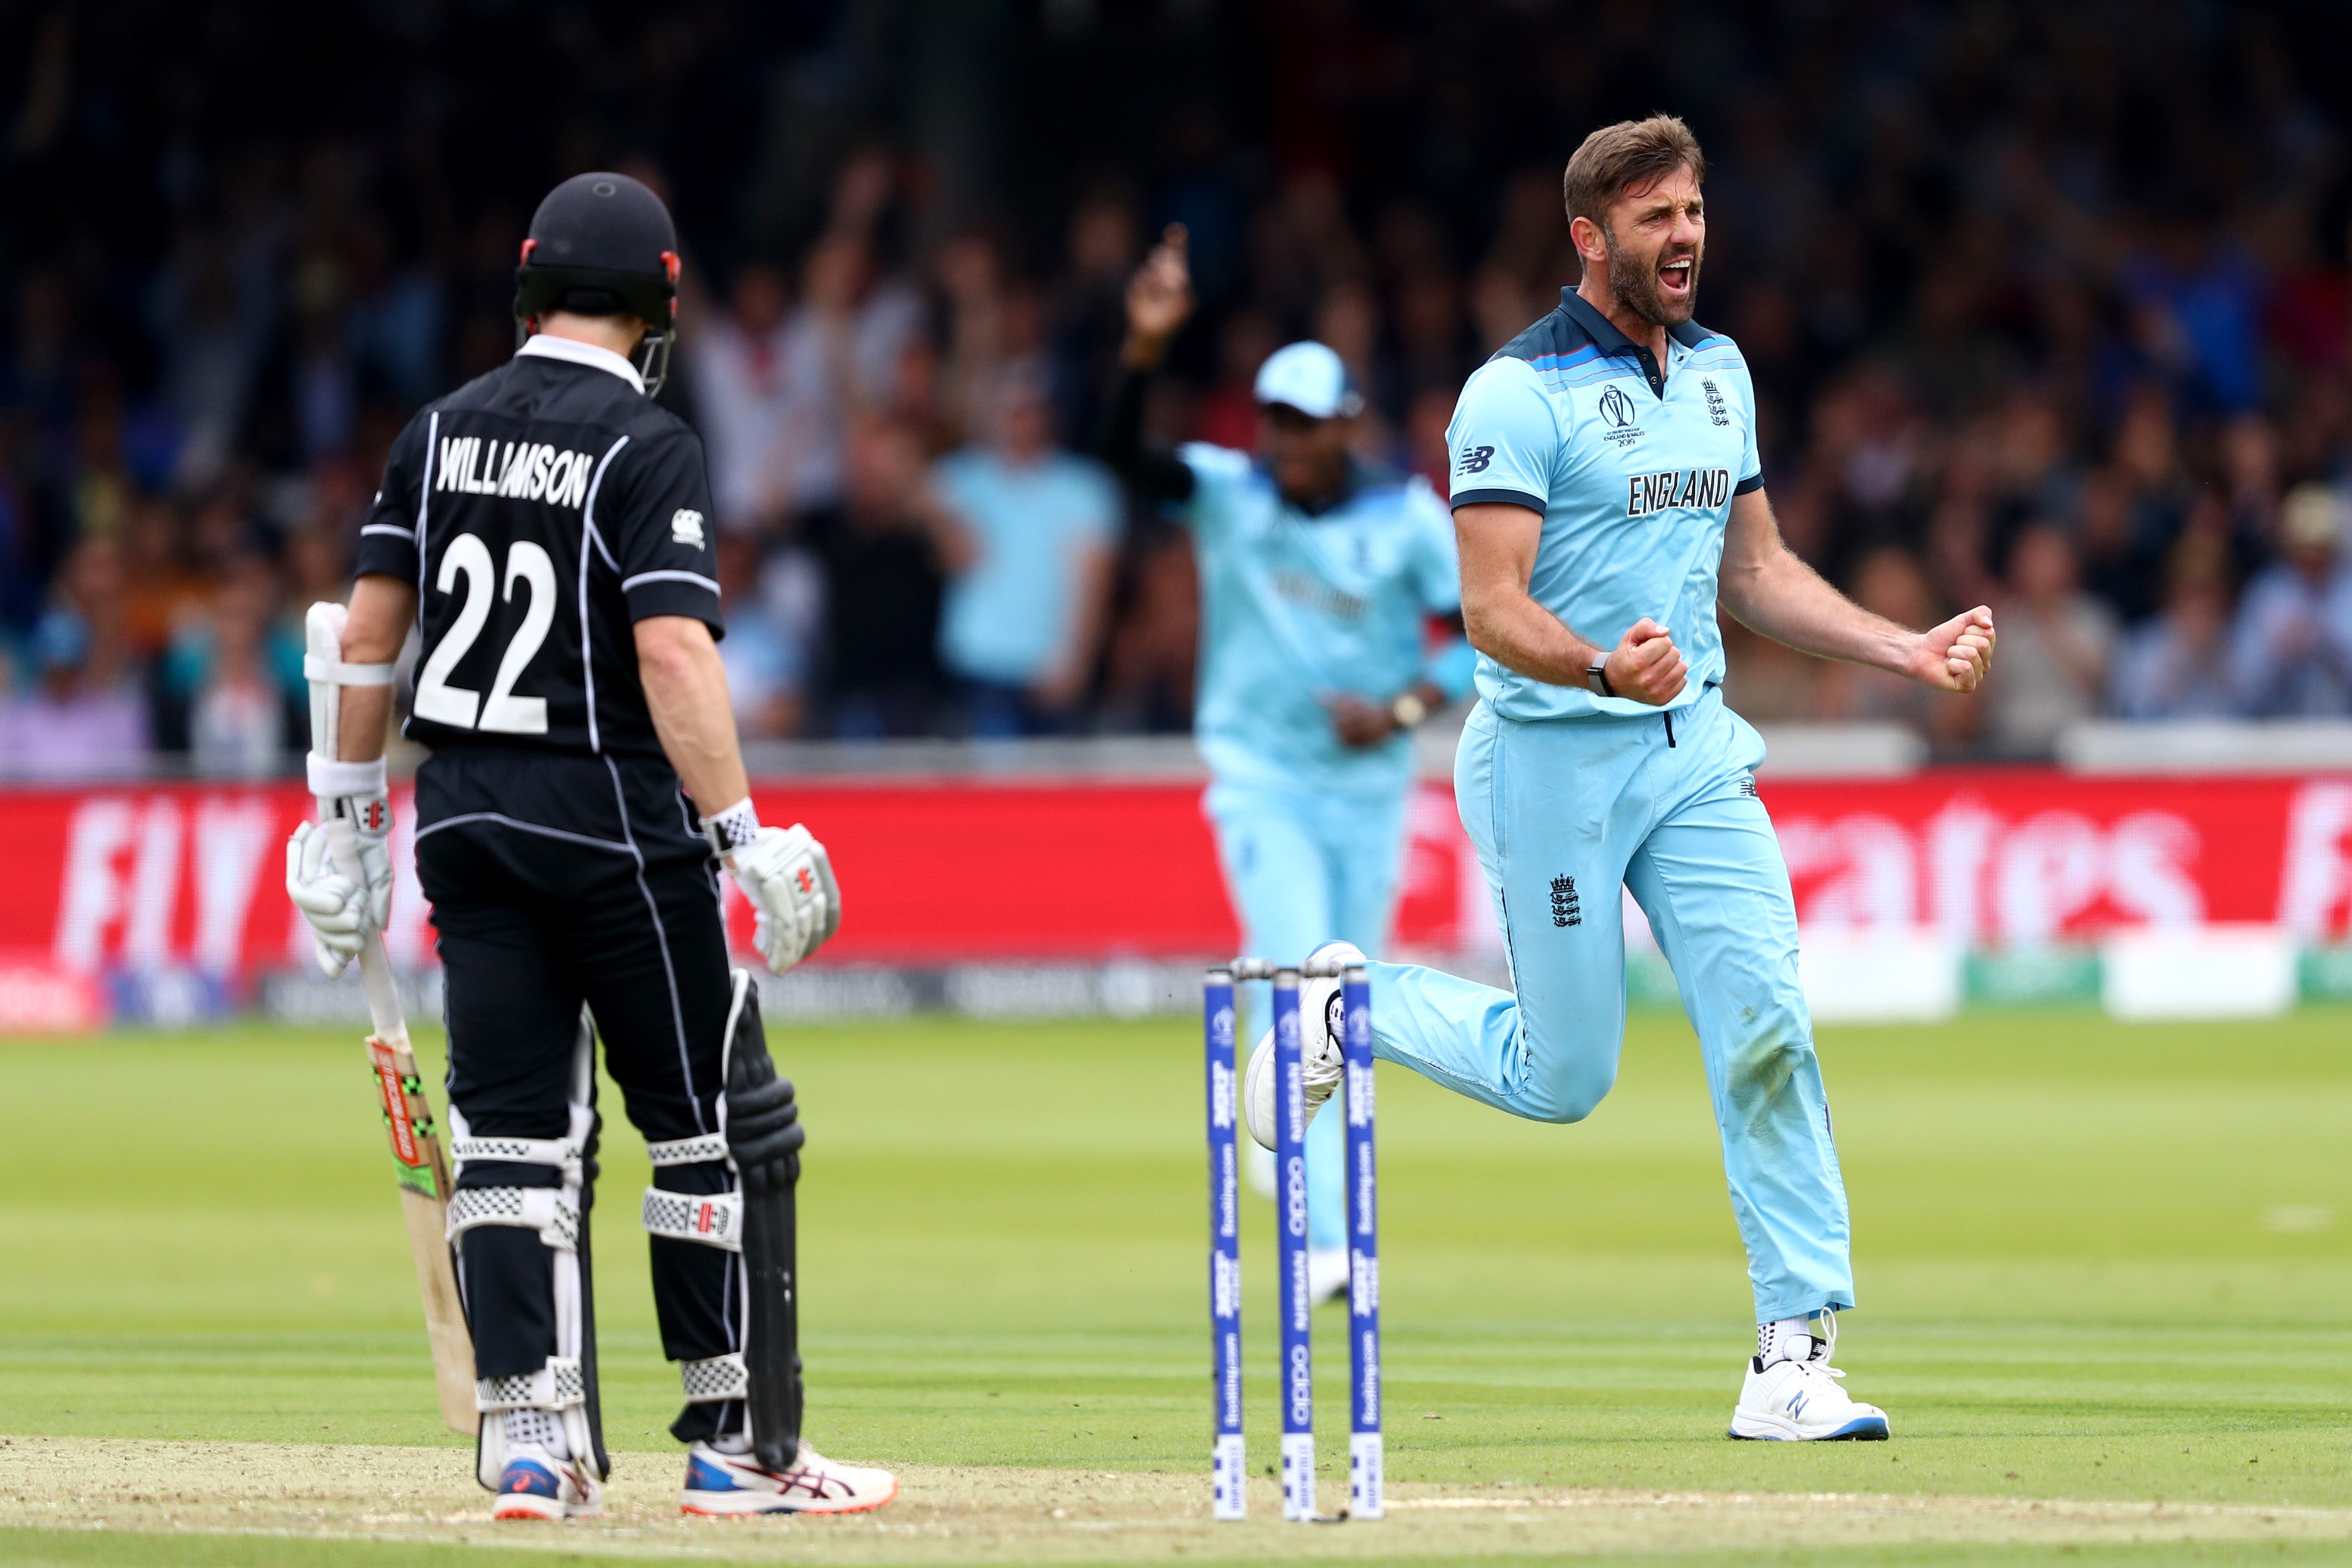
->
[1586,659,1615,699]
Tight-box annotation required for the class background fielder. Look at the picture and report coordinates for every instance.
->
[1241,117,1996,1442]
[286,172,894,1519]
[1102,227,1473,1296]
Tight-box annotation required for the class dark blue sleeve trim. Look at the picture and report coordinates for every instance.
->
[353,536,420,582]
[623,578,726,637]
[1733,472,1764,496]
[1452,487,1547,517]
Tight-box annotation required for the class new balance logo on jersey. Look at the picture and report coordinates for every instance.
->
[435,435,596,508]
[670,509,706,549]
[1455,444,1495,475]
[1626,466,1732,518]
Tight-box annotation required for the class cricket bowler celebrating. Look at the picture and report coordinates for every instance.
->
[1104,230,1475,1303]
[1244,117,1995,1439]
[284,172,897,1516]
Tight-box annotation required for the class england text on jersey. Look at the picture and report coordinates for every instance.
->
[1624,466,1732,518]
[435,435,600,508]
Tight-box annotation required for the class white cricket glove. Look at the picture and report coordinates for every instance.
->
[723,823,843,975]
[285,805,393,977]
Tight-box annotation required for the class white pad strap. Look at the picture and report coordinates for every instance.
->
[645,1134,731,1167]
[448,1186,580,1251]
[451,1134,582,1176]
[476,1356,586,1413]
[303,654,396,686]
[642,1187,744,1251]
[679,1352,750,1404]
[306,755,388,799]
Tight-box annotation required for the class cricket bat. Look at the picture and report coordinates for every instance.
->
[305,602,478,1436]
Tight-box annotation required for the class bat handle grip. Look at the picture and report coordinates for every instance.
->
[355,935,406,1047]
[321,807,408,1046]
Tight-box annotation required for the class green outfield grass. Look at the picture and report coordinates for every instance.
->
[1,1004,2348,1566]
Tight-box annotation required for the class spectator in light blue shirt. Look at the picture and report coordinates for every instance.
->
[714,531,807,739]
[931,365,1121,736]
[2109,534,2241,719]
[2230,484,2352,716]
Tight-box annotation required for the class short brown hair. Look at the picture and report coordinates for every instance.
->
[1562,115,1705,229]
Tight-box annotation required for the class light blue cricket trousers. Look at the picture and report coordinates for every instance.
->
[1204,775,1410,1254]
[1368,687,1854,1324]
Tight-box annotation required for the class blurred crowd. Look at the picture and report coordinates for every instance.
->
[7,2,2352,778]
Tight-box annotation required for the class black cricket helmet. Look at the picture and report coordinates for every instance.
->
[514,172,681,395]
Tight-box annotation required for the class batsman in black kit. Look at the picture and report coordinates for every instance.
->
[283,173,897,1520]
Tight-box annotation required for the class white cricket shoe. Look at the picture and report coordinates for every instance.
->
[1241,940,1362,1152]
[679,1439,900,1516]
[489,1446,604,1520]
[1307,1246,1351,1306]
[1728,1321,1889,1441]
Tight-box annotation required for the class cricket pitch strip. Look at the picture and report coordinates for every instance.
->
[5,1436,2352,1564]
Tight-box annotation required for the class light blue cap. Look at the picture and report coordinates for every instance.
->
[1252,341,1363,420]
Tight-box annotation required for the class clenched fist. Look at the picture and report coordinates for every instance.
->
[1602,618,1689,707]
[1909,606,1996,692]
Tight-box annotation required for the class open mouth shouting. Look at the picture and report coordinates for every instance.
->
[1604,228,1703,326]
[1658,253,1697,301]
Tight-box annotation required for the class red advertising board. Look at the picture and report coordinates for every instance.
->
[1,770,2349,981]
[1761,771,2352,942]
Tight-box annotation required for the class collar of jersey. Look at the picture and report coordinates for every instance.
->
[1256,453,1389,518]
[1555,288,1716,360]
[515,332,645,394]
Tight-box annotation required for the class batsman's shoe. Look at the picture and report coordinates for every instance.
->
[1729,1337,1889,1442]
[679,1441,899,1516]
[1242,940,1362,1152]
[490,1447,604,1520]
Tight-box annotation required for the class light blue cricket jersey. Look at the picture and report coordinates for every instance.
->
[1447,288,1762,723]
[1179,444,1470,794]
